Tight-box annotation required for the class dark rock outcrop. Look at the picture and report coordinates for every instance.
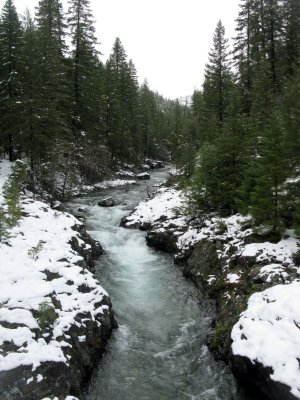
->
[229,354,297,400]
[146,229,179,253]
[136,173,150,180]
[98,197,115,207]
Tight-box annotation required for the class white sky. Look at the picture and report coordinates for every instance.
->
[0,0,240,99]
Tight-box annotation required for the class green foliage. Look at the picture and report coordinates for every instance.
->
[0,205,9,243]
[36,301,57,328]
[0,0,23,161]
[210,321,229,349]
[27,240,45,260]
[2,160,27,228]
[215,220,227,235]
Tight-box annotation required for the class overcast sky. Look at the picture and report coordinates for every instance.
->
[0,0,240,99]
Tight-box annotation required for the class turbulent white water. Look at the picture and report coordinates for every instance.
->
[68,170,250,400]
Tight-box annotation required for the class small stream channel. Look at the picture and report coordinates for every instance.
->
[68,169,251,400]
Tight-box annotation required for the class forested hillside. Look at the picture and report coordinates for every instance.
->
[180,0,300,235]
[1,0,300,229]
[0,0,187,187]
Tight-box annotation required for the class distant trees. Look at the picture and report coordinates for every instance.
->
[0,0,179,185]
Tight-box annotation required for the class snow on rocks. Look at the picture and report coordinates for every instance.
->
[122,182,300,398]
[232,282,300,398]
[41,397,78,400]
[71,179,136,196]
[0,159,116,399]
[122,187,184,228]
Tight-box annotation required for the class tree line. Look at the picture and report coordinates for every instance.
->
[179,0,300,235]
[0,0,185,184]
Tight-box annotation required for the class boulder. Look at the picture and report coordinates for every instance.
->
[98,197,115,207]
[136,173,150,180]
[229,354,297,400]
[146,229,178,253]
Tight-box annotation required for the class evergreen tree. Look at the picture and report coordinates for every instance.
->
[0,0,23,161]
[34,0,70,160]
[67,0,101,139]
[19,10,43,170]
[281,0,300,76]
[139,81,159,159]
[245,112,288,232]
[104,38,142,162]
[233,0,253,113]
[202,20,232,135]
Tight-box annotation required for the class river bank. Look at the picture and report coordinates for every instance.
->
[0,159,117,400]
[121,183,300,400]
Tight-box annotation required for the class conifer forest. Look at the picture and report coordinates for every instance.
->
[0,0,299,232]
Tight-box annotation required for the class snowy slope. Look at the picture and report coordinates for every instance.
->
[0,159,113,399]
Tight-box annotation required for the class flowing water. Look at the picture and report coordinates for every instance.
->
[68,169,251,400]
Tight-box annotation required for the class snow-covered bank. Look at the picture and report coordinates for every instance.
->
[0,160,116,400]
[122,185,300,399]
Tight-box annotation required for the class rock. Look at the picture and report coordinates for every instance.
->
[144,159,165,169]
[140,164,151,171]
[229,353,297,400]
[78,206,87,212]
[116,171,136,180]
[136,173,150,180]
[183,240,221,289]
[98,197,115,207]
[146,229,178,253]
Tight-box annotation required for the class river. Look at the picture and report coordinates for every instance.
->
[68,168,251,400]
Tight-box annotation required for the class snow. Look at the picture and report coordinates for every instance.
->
[0,159,108,373]
[41,398,79,400]
[226,273,240,284]
[232,282,300,398]
[77,179,136,195]
[0,159,12,202]
[259,263,289,283]
[242,232,298,265]
[124,187,184,227]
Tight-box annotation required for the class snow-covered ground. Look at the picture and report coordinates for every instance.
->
[124,187,185,227]
[0,159,111,397]
[124,185,300,398]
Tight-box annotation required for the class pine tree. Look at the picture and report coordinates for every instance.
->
[202,20,232,135]
[247,112,288,232]
[19,10,43,170]
[139,81,158,159]
[67,0,101,139]
[234,0,253,113]
[0,0,23,161]
[104,38,141,162]
[281,0,300,77]
[190,22,240,214]
[35,0,70,159]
